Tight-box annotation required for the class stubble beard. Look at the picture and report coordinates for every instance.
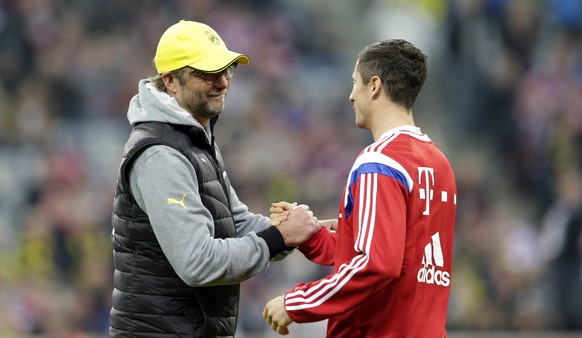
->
[182,90,225,121]
[189,100,224,120]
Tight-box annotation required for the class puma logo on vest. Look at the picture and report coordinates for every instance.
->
[167,194,187,209]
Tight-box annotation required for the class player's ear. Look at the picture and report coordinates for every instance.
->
[370,76,382,98]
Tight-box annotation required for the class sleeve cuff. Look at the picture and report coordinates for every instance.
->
[256,226,286,259]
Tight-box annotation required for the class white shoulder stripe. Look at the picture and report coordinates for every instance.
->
[349,151,414,192]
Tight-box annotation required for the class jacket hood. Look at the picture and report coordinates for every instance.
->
[127,79,205,130]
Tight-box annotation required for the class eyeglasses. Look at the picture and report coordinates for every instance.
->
[188,63,238,83]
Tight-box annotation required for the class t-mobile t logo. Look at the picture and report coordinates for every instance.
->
[418,167,434,215]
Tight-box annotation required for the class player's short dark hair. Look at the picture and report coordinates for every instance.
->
[357,39,427,111]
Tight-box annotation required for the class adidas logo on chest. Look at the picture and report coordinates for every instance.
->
[417,232,450,287]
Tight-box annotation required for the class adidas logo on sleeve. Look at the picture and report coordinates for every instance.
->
[417,232,450,287]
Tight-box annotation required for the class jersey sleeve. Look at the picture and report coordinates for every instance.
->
[297,227,337,266]
[284,172,408,323]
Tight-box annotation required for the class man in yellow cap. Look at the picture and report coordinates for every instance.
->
[109,20,320,338]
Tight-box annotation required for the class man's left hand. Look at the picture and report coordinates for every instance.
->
[262,295,293,335]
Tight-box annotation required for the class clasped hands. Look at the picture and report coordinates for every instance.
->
[269,201,320,247]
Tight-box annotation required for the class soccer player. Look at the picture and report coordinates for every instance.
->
[263,39,457,337]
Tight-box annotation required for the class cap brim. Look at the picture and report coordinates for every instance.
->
[188,50,249,73]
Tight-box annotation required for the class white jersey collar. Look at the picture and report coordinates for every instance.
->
[378,125,424,141]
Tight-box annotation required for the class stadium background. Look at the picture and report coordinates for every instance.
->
[0,0,581,337]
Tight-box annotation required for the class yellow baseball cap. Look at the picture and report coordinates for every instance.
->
[154,20,250,74]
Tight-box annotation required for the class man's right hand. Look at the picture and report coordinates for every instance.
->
[271,202,320,247]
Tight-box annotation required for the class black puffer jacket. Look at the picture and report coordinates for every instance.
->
[110,121,239,338]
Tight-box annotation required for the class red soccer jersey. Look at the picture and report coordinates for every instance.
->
[285,126,457,338]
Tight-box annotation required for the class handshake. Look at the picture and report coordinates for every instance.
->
[268,201,321,247]
[270,201,338,247]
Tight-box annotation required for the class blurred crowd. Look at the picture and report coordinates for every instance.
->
[0,0,580,337]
